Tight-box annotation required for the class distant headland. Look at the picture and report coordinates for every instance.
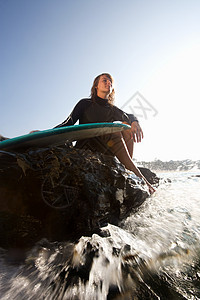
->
[137,159,200,172]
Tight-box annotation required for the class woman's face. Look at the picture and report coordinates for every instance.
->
[96,75,113,98]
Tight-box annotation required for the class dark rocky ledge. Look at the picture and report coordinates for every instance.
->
[0,146,159,249]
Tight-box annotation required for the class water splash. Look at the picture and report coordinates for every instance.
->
[0,172,200,299]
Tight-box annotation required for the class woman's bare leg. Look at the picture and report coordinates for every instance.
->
[121,129,134,158]
[108,132,142,177]
[107,132,156,194]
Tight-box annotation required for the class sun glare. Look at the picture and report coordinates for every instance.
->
[138,42,200,161]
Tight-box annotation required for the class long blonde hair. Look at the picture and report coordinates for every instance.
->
[90,73,115,105]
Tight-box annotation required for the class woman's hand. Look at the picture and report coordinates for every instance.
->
[131,121,144,143]
[29,130,40,134]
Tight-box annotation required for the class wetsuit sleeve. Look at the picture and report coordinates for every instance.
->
[126,113,138,123]
[113,106,138,125]
[54,99,86,128]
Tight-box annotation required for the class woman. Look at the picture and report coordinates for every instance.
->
[55,73,156,194]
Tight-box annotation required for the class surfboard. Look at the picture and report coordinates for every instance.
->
[0,122,130,151]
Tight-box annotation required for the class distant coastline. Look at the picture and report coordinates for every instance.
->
[137,159,200,172]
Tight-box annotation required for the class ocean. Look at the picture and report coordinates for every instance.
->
[0,170,200,299]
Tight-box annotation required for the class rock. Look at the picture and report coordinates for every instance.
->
[137,167,160,186]
[0,146,157,249]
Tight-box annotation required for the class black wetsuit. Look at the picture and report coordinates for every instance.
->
[55,96,138,154]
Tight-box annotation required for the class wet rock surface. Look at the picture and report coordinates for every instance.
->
[0,146,158,249]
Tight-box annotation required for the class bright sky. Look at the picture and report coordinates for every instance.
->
[1,0,200,161]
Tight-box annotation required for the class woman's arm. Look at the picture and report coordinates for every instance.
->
[54,99,88,128]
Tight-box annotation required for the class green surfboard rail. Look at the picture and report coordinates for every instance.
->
[0,122,130,151]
